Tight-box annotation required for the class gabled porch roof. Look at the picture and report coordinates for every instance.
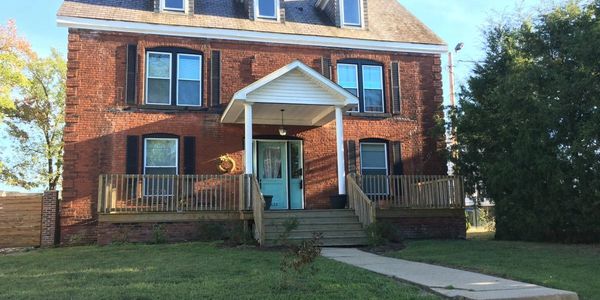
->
[220,60,358,126]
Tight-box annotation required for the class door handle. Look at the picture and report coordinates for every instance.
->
[299,180,303,189]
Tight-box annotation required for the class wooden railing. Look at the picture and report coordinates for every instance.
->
[347,174,376,228]
[250,175,266,245]
[98,174,246,213]
[356,175,465,209]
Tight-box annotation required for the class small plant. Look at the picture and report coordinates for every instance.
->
[152,224,167,244]
[226,222,256,246]
[113,226,130,245]
[364,221,400,247]
[279,232,323,290]
[198,223,226,241]
[277,218,299,246]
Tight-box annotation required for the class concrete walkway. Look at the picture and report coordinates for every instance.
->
[322,248,578,300]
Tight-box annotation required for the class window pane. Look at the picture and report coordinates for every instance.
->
[147,79,170,104]
[362,66,382,89]
[164,0,184,9]
[361,144,387,169]
[178,55,200,80]
[364,89,383,112]
[178,80,201,105]
[258,0,276,17]
[344,88,358,97]
[343,0,361,25]
[262,146,282,179]
[337,64,358,88]
[148,53,171,78]
[144,167,176,196]
[146,139,178,167]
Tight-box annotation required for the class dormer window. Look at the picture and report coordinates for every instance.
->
[256,0,278,20]
[162,0,185,12]
[341,0,362,26]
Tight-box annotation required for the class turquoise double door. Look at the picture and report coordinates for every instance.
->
[255,140,304,210]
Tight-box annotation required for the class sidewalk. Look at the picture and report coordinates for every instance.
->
[322,248,578,300]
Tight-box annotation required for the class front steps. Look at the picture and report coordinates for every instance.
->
[263,209,368,247]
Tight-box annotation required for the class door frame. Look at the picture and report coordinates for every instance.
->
[253,138,305,210]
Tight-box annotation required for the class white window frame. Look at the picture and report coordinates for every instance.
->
[255,0,280,20]
[176,53,203,107]
[359,142,389,195]
[143,138,179,174]
[161,0,186,12]
[340,0,363,27]
[362,65,384,113]
[337,63,359,112]
[145,51,172,106]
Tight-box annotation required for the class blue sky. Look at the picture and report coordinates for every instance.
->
[0,0,541,191]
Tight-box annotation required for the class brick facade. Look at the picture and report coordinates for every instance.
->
[62,29,446,244]
[378,209,466,239]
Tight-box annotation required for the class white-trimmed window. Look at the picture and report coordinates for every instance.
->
[144,138,178,195]
[362,65,384,113]
[177,54,202,106]
[256,0,278,19]
[341,0,362,26]
[162,0,185,12]
[360,142,388,194]
[337,61,385,113]
[145,50,203,106]
[146,52,172,105]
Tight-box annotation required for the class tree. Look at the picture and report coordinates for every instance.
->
[0,21,66,191]
[453,1,600,243]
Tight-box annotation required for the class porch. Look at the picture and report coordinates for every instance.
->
[97,173,465,245]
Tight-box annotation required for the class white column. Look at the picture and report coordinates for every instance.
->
[335,106,346,195]
[244,102,253,175]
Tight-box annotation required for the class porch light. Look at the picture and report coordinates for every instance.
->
[279,109,287,136]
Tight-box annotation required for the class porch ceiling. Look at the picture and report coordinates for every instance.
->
[221,60,358,126]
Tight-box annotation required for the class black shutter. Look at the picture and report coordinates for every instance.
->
[126,136,139,174]
[321,57,332,80]
[391,141,404,175]
[210,50,221,106]
[346,140,356,174]
[391,61,401,114]
[183,136,196,174]
[125,44,138,105]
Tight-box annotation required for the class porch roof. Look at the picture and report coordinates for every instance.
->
[220,60,359,126]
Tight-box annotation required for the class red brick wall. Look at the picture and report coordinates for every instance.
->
[62,29,446,244]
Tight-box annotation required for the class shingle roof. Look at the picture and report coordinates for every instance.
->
[57,0,445,46]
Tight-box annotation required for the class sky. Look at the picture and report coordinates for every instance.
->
[0,0,543,191]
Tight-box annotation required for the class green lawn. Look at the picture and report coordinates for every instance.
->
[389,237,600,299]
[0,242,436,300]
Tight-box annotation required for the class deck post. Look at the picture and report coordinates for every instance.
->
[335,106,346,195]
[244,103,254,208]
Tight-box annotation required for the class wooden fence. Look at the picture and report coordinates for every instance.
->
[347,175,376,228]
[98,174,246,213]
[356,175,465,209]
[0,194,43,248]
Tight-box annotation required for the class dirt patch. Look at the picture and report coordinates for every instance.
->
[360,242,406,255]
[0,247,36,256]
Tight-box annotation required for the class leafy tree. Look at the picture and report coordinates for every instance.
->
[0,21,66,190]
[453,1,600,243]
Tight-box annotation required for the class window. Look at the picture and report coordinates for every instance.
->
[360,142,388,194]
[337,61,385,113]
[163,0,185,11]
[342,0,362,26]
[177,54,202,106]
[146,52,172,105]
[362,65,384,113]
[144,138,178,196]
[257,0,278,19]
[145,49,203,106]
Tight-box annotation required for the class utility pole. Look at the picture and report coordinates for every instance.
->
[448,51,456,107]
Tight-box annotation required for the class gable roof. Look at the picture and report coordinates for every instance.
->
[221,60,359,126]
[57,0,445,46]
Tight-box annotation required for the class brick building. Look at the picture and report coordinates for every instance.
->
[57,0,464,245]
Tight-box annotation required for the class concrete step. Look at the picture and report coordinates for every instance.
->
[265,236,369,247]
[264,209,356,219]
[266,229,367,240]
[265,223,364,232]
[264,216,360,226]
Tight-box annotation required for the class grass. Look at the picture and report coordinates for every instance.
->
[389,233,600,299]
[0,242,437,300]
